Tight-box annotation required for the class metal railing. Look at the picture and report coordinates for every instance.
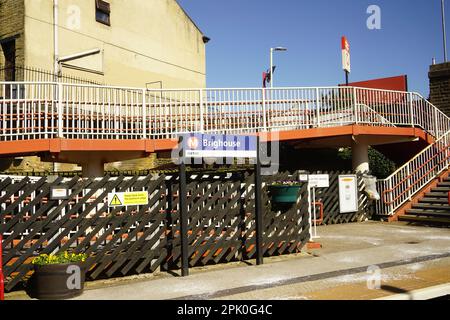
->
[0,65,49,82]
[1,82,442,141]
[375,92,450,216]
[0,65,103,85]
[376,131,450,215]
[2,81,450,217]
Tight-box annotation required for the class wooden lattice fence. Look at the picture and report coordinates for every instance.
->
[0,171,310,292]
[310,171,371,225]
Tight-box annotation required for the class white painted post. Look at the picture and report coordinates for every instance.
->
[262,88,267,131]
[307,184,312,241]
[434,107,439,138]
[445,133,450,168]
[57,83,63,138]
[388,179,394,216]
[316,88,321,127]
[410,92,415,128]
[312,187,317,239]
[199,89,204,133]
[142,89,147,139]
[406,165,412,201]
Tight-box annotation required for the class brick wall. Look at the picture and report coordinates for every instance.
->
[429,62,450,116]
[105,154,171,172]
[0,0,25,66]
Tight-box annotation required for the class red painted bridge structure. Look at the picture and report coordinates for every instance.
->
[0,82,449,217]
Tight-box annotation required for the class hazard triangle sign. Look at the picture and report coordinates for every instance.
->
[109,194,123,206]
[108,191,148,207]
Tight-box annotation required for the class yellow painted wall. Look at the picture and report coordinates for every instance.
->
[23,0,206,88]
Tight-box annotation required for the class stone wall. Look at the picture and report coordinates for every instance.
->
[0,0,25,66]
[429,62,450,116]
[3,154,173,175]
[105,154,172,172]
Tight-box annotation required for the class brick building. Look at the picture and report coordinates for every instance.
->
[429,62,450,116]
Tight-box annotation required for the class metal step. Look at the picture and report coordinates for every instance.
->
[425,192,449,198]
[411,203,450,211]
[405,209,450,217]
[419,198,449,204]
[399,215,450,225]
[437,182,450,188]
[430,187,450,192]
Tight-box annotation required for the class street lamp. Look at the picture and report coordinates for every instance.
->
[270,47,288,88]
[442,0,448,62]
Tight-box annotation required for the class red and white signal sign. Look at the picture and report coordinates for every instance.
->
[341,36,351,73]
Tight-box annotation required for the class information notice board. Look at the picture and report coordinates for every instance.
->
[338,175,358,213]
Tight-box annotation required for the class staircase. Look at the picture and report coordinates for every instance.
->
[376,127,450,223]
[400,172,450,225]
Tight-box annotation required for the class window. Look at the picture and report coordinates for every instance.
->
[1,39,16,81]
[96,0,110,26]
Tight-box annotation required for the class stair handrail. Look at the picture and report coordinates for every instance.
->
[379,130,450,181]
[377,129,450,215]
[355,103,396,127]
[412,92,450,137]
[375,91,450,215]
[381,132,450,199]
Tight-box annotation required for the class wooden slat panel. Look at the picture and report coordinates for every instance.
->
[0,169,315,292]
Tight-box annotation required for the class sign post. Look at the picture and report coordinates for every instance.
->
[341,36,351,85]
[300,174,330,240]
[178,137,189,277]
[0,234,4,301]
[254,136,263,265]
[179,134,260,276]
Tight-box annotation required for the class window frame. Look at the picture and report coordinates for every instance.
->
[95,0,111,26]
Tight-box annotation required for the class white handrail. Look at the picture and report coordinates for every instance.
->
[1,81,449,218]
[376,131,450,215]
[375,91,450,215]
[378,132,450,181]
[2,83,409,141]
[0,82,439,141]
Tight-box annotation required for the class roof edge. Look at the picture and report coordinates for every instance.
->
[174,0,206,37]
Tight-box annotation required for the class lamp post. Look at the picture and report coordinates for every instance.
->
[270,47,287,88]
[442,0,448,62]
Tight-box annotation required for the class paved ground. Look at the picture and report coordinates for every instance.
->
[6,221,450,300]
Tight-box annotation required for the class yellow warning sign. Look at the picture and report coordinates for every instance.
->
[108,191,148,207]
[109,194,123,206]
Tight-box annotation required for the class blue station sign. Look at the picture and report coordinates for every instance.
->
[181,134,257,159]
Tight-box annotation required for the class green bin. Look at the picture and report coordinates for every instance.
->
[269,185,301,203]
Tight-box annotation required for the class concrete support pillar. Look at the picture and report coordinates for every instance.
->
[352,138,370,173]
[82,160,105,178]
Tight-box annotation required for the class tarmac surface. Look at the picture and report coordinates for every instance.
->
[6,221,450,300]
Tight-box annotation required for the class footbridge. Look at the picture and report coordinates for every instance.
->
[1,82,449,218]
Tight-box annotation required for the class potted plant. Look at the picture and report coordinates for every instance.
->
[269,181,303,204]
[28,251,88,300]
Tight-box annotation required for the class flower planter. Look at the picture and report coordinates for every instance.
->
[28,263,86,300]
[269,185,302,204]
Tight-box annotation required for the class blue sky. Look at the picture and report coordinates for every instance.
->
[178,0,446,96]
